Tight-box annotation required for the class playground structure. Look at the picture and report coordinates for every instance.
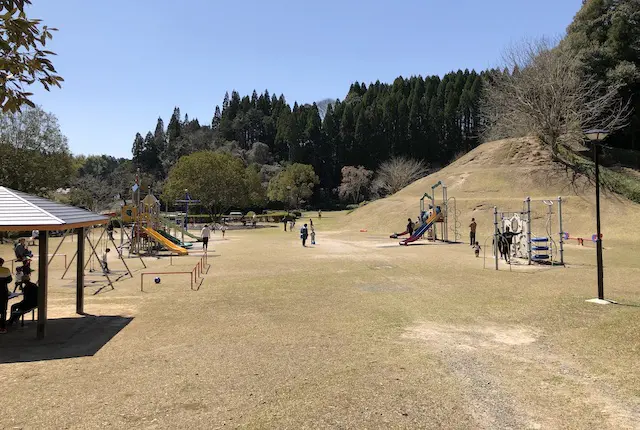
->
[488,196,565,270]
[121,185,190,257]
[391,180,460,245]
[57,224,146,294]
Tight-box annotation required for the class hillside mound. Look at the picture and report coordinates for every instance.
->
[345,138,640,242]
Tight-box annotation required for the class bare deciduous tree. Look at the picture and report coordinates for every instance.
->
[481,38,630,154]
[338,166,373,203]
[374,157,428,196]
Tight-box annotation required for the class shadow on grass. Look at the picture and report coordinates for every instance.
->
[0,315,132,364]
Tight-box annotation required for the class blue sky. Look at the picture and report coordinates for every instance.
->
[28,0,583,158]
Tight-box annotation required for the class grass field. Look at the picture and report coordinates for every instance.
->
[0,208,639,429]
[1,139,640,429]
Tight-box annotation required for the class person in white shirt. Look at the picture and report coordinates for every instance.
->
[201,224,211,250]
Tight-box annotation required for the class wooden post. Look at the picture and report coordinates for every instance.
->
[76,227,85,314]
[37,231,49,339]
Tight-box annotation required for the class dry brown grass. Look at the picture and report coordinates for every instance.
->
[0,140,639,428]
[346,137,640,243]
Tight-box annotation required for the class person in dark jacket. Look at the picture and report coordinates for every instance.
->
[0,257,13,334]
[8,274,38,326]
[14,238,32,261]
[407,218,415,236]
[300,224,309,247]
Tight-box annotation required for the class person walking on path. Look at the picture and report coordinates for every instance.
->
[469,218,477,246]
[201,224,211,251]
[0,257,13,334]
[220,223,227,239]
[300,224,309,247]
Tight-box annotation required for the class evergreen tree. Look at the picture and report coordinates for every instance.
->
[163,107,183,170]
[211,105,222,130]
[132,132,144,168]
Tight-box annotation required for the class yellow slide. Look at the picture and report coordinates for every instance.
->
[143,227,188,255]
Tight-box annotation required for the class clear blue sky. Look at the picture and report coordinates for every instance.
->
[29,0,583,158]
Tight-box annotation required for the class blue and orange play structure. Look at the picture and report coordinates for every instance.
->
[399,207,443,245]
[390,180,458,245]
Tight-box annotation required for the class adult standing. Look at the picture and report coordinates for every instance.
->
[201,224,211,251]
[469,218,477,246]
[0,257,12,334]
[300,224,309,247]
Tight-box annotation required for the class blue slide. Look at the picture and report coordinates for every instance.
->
[400,208,441,245]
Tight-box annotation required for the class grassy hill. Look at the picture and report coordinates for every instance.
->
[345,138,640,242]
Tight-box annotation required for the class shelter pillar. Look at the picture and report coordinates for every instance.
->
[37,231,49,339]
[76,227,85,314]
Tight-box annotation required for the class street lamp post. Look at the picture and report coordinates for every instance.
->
[584,129,609,302]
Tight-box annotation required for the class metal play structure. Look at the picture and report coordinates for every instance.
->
[487,196,565,270]
[120,181,191,258]
[59,224,146,294]
[391,180,460,245]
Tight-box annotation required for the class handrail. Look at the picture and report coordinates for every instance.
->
[142,252,210,292]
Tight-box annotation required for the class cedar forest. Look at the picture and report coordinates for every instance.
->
[1,0,639,215]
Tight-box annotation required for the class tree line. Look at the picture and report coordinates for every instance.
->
[130,70,484,206]
[2,0,639,211]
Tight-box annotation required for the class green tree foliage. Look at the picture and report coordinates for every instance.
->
[70,156,155,211]
[267,163,319,208]
[245,164,267,207]
[0,106,73,194]
[131,72,483,205]
[132,132,144,167]
[0,0,63,113]
[163,151,248,217]
[565,0,640,150]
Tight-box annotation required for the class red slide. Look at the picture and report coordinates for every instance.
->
[390,230,410,239]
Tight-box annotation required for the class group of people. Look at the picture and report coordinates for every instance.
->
[1,255,38,334]
[468,218,521,261]
[299,219,316,247]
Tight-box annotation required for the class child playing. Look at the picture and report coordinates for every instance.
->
[310,227,316,245]
[102,248,111,273]
[473,242,481,257]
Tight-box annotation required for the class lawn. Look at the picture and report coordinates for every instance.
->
[0,211,639,429]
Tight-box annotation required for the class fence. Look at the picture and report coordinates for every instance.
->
[140,253,210,292]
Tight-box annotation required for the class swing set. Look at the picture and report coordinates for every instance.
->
[55,223,147,294]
